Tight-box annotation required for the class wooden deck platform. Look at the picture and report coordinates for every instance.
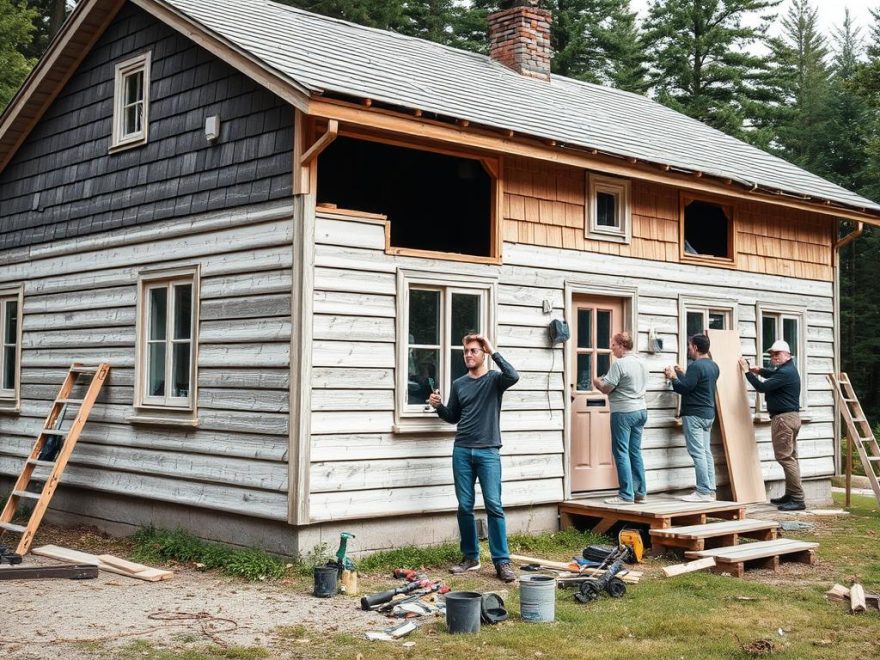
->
[560,497,747,536]
[684,538,818,578]
[649,519,779,554]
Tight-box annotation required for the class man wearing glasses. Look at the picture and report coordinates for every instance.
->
[429,333,519,582]
[738,340,805,511]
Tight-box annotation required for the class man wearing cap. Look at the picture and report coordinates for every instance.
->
[738,340,805,511]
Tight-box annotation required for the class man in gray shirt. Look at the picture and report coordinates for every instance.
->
[593,331,648,505]
[429,333,519,582]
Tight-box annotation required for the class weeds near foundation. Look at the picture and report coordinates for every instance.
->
[508,527,609,557]
[356,542,461,574]
[131,526,287,581]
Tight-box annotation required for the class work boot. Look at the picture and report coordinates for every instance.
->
[449,557,481,574]
[778,500,806,512]
[495,561,516,583]
[770,493,792,505]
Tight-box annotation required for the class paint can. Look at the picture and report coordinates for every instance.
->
[313,565,338,598]
[518,574,556,622]
[444,591,482,634]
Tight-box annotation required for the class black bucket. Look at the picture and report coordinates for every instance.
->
[313,565,338,598]
[445,591,481,634]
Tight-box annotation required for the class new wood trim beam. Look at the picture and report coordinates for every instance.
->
[309,98,880,226]
[299,119,338,167]
[132,0,311,113]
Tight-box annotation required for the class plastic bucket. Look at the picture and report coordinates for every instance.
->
[519,574,556,622]
[445,591,482,634]
[313,565,338,598]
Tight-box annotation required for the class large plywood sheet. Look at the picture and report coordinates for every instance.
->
[707,329,766,503]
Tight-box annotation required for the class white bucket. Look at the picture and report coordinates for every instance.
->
[518,574,556,622]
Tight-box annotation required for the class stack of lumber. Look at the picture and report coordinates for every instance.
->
[32,544,173,581]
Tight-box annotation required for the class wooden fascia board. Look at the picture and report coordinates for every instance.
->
[0,0,126,175]
[308,98,880,227]
[132,0,312,113]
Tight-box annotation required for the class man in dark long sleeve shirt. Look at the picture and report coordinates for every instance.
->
[429,333,519,582]
[739,340,805,510]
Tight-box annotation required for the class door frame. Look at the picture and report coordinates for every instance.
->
[562,282,638,500]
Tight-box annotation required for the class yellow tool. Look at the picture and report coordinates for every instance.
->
[618,529,644,563]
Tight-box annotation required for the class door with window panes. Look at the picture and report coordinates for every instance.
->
[570,295,623,491]
[405,287,485,413]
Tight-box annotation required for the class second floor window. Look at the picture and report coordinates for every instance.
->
[111,52,150,151]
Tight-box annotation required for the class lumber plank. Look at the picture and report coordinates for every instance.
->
[32,545,173,581]
[662,557,716,577]
[685,538,818,561]
[851,584,867,613]
[0,563,99,580]
[508,554,641,583]
[649,519,779,539]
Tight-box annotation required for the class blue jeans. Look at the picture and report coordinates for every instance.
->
[682,416,716,494]
[452,446,509,564]
[610,409,648,502]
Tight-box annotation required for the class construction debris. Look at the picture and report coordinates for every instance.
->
[0,563,99,580]
[509,553,641,584]
[32,545,173,581]
[851,584,867,613]
[662,557,716,578]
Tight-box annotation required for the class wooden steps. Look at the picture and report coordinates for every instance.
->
[683,538,818,578]
[559,497,746,535]
[650,519,779,553]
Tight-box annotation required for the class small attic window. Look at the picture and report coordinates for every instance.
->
[586,173,631,243]
[110,52,151,152]
[681,196,734,261]
[317,136,497,261]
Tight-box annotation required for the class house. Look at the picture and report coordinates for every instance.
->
[1,0,877,555]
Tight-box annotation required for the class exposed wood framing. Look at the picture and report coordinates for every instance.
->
[308,98,880,225]
[300,120,338,167]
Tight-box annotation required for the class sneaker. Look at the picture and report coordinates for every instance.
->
[778,500,806,512]
[604,496,634,505]
[770,493,792,505]
[680,492,714,502]
[495,561,516,583]
[449,557,481,574]
[634,495,647,503]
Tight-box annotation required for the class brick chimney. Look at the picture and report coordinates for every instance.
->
[488,0,553,82]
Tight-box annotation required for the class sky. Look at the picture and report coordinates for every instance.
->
[631,0,878,38]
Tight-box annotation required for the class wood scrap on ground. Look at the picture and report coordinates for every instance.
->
[32,545,172,581]
[662,557,716,578]
[0,563,99,580]
[825,584,850,601]
[851,584,867,613]
[509,553,641,583]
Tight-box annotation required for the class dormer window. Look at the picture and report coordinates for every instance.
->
[111,52,150,151]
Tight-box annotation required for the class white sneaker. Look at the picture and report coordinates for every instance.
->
[604,496,634,505]
[680,492,713,502]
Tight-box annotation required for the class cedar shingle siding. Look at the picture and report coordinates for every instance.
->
[0,4,293,250]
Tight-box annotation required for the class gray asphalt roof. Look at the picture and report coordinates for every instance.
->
[166,0,880,213]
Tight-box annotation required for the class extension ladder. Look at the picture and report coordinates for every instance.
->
[828,372,880,505]
[0,362,110,554]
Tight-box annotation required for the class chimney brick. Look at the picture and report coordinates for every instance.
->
[488,2,552,82]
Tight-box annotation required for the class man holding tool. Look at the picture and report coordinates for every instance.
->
[738,340,805,511]
[429,333,519,583]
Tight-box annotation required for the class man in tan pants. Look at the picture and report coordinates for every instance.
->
[739,340,805,511]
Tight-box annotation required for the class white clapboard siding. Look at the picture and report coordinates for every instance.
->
[311,429,562,462]
[311,454,562,493]
[312,340,395,368]
[0,456,288,520]
[200,294,291,321]
[312,367,394,389]
[315,215,387,250]
[22,328,136,350]
[199,387,289,413]
[310,388,394,412]
[200,269,292,299]
[23,307,137,332]
[311,410,397,435]
[312,314,396,342]
[497,284,564,309]
[502,390,564,411]
[310,477,563,522]
[198,342,290,368]
[313,267,396,295]
[199,318,292,344]
[24,286,137,314]
[198,367,290,390]
[313,290,396,317]
[498,324,553,348]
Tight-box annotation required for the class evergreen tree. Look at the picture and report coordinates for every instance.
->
[22,0,69,59]
[602,4,650,93]
[0,0,37,111]
[642,0,781,138]
[275,0,406,31]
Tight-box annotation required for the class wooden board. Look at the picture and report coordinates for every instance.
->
[650,519,779,540]
[706,329,766,503]
[0,563,99,580]
[32,545,173,581]
[662,557,716,577]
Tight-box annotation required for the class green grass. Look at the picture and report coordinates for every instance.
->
[131,526,287,581]
[113,639,269,660]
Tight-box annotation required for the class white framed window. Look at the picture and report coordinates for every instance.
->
[111,52,151,151]
[0,286,23,409]
[586,173,631,243]
[395,269,495,432]
[677,296,737,365]
[135,268,198,412]
[756,304,807,413]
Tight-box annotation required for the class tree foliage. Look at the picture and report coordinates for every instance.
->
[0,0,37,112]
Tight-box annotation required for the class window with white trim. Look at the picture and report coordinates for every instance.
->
[111,52,150,151]
[586,173,631,242]
[0,288,22,407]
[396,271,494,431]
[757,306,807,412]
[678,297,736,366]
[136,270,197,411]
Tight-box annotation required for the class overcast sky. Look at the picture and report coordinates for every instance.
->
[632,1,878,38]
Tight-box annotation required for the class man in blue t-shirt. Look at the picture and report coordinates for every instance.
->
[665,334,721,502]
[429,333,519,583]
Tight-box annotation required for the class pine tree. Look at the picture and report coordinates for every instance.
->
[0,0,37,111]
[275,0,406,31]
[642,0,781,138]
[21,0,69,59]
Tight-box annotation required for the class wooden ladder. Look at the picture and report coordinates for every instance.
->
[828,372,880,506]
[0,362,110,555]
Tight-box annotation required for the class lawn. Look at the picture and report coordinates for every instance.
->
[273,492,880,659]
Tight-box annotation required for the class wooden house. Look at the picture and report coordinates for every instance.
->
[1,0,877,553]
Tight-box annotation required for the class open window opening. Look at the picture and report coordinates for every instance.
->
[682,198,733,259]
[318,136,494,258]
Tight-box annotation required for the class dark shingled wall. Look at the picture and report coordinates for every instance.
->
[0,3,293,249]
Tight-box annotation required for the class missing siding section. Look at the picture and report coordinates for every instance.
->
[317,137,492,257]
[683,199,731,258]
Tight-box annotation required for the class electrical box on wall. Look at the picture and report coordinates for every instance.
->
[647,327,663,353]
[548,319,570,345]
